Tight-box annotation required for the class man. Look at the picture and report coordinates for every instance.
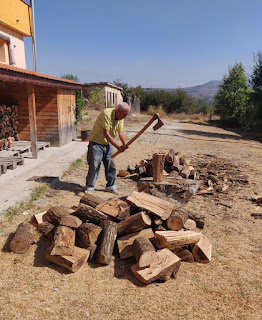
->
[85,102,130,194]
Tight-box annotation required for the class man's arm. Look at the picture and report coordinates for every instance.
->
[103,129,128,153]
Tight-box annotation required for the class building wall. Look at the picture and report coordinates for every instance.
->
[82,84,123,108]
[0,0,32,36]
[0,24,26,68]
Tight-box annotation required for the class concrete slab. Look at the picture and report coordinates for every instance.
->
[0,140,88,214]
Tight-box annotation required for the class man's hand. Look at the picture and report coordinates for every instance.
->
[117,144,129,153]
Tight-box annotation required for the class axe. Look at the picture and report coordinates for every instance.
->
[111,113,164,158]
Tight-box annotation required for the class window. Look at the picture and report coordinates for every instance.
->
[0,41,6,64]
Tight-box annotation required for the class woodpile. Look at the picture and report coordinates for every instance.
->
[9,191,211,285]
[0,105,19,150]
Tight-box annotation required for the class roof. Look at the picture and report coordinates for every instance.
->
[0,63,83,89]
[83,82,123,91]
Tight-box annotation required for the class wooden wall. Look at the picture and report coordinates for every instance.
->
[0,83,76,146]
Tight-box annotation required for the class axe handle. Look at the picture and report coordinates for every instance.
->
[111,116,156,159]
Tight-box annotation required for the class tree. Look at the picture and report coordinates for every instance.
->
[61,73,83,123]
[113,79,129,101]
[87,87,105,110]
[214,62,250,126]
[250,51,262,116]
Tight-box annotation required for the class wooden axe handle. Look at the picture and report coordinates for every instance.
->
[111,116,156,159]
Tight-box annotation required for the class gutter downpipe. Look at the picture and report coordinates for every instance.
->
[0,33,16,66]
[31,0,37,71]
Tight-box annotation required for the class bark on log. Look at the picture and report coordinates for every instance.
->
[155,230,202,250]
[132,237,158,268]
[167,208,188,231]
[152,153,165,183]
[50,226,75,256]
[117,211,151,237]
[10,222,37,254]
[75,203,109,224]
[60,215,82,229]
[126,191,174,220]
[80,194,105,208]
[173,247,194,262]
[95,220,117,265]
[117,228,154,259]
[46,206,71,226]
[38,221,55,240]
[185,209,205,229]
[76,222,102,246]
[131,248,181,284]
[45,246,90,272]
[192,234,212,263]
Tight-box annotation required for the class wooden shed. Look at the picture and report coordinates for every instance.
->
[0,63,83,157]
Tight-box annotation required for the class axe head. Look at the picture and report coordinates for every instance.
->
[152,113,164,131]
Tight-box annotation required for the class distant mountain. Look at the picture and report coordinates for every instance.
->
[143,80,221,102]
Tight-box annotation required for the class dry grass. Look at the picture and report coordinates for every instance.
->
[1,112,262,320]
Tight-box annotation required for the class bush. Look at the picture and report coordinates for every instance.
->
[147,105,167,118]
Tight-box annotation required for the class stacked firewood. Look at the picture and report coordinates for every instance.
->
[0,136,15,151]
[0,105,19,149]
[10,191,211,285]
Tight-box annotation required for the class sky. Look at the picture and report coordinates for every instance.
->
[24,0,262,88]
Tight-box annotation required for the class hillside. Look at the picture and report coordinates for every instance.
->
[144,80,221,102]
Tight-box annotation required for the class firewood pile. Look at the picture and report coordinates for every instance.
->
[0,105,19,150]
[118,150,249,198]
[9,191,211,285]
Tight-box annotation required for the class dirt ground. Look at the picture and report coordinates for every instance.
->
[0,110,261,320]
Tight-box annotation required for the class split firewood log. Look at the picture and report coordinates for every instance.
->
[80,194,105,208]
[117,228,154,259]
[49,226,75,256]
[184,219,197,231]
[96,198,131,220]
[95,220,117,265]
[60,215,82,229]
[75,203,109,224]
[38,221,56,240]
[192,234,212,263]
[10,222,37,254]
[167,208,188,231]
[173,247,194,262]
[132,237,158,269]
[117,211,151,237]
[45,246,90,272]
[76,222,102,247]
[131,248,181,284]
[155,230,202,250]
[152,153,165,183]
[46,206,71,226]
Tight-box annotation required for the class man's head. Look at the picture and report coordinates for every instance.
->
[115,102,130,120]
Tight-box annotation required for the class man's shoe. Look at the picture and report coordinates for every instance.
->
[105,188,119,194]
[84,189,93,194]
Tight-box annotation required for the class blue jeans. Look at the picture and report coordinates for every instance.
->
[86,142,117,191]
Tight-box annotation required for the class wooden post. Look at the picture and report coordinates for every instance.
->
[27,86,38,159]
[152,153,165,182]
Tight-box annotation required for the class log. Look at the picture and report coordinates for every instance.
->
[185,209,205,229]
[126,191,174,220]
[60,215,82,229]
[30,211,48,229]
[96,198,131,220]
[165,149,175,165]
[152,153,165,183]
[180,165,191,179]
[76,222,102,246]
[46,206,71,226]
[192,234,212,263]
[184,219,197,231]
[45,246,90,272]
[167,208,188,231]
[132,237,158,268]
[173,247,194,262]
[50,226,75,256]
[95,220,117,265]
[10,222,37,254]
[117,228,154,259]
[80,194,105,208]
[131,249,181,284]
[155,230,202,250]
[38,221,55,240]
[117,211,151,236]
[75,203,109,224]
